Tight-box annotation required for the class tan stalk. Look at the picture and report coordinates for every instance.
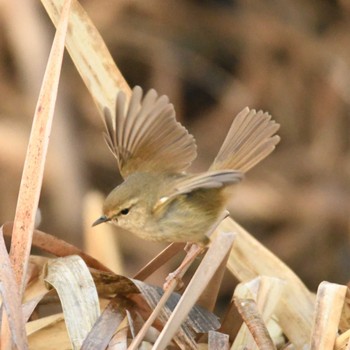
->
[231,276,285,349]
[40,0,131,113]
[234,298,276,350]
[133,242,186,281]
[310,281,347,350]
[9,0,71,294]
[218,217,314,346]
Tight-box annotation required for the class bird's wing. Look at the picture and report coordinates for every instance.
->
[153,170,243,214]
[103,86,197,178]
[210,107,280,173]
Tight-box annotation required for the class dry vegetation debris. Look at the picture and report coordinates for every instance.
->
[0,0,350,349]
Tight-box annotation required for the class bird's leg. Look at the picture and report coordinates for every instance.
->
[163,211,228,290]
[163,242,206,290]
[183,242,195,253]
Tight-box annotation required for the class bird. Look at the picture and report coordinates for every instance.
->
[93,86,280,246]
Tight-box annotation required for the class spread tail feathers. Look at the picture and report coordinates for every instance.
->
[210,107,280,173]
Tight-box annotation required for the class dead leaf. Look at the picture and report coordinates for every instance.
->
[44,255,100,349]
[9,0,71,293]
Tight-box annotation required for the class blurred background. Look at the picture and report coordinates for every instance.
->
[1,0,350,297]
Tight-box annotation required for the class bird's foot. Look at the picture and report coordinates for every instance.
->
[163,243,205,290]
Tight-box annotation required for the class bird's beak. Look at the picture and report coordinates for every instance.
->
[92,215,111,227]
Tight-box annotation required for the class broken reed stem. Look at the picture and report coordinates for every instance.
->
[310,281,347,350]
[234,297,276,350]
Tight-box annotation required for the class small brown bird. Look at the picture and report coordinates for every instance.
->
[93,86,280,245]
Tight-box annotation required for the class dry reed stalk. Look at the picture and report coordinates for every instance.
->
[218,217,314,346]
[310,281,347,350]
[9,0,71,294]
[41,0,131,113]
[231,276,284,349]
[234,298,276,350]
[13,1,348,348]
[0,2,71,349]
[133,242,186,281]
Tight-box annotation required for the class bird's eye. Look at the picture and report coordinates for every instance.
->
[120,208,130,215]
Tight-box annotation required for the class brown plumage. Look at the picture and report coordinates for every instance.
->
[93,86,280,244]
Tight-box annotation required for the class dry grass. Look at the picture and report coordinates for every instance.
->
[1,0,350,349]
